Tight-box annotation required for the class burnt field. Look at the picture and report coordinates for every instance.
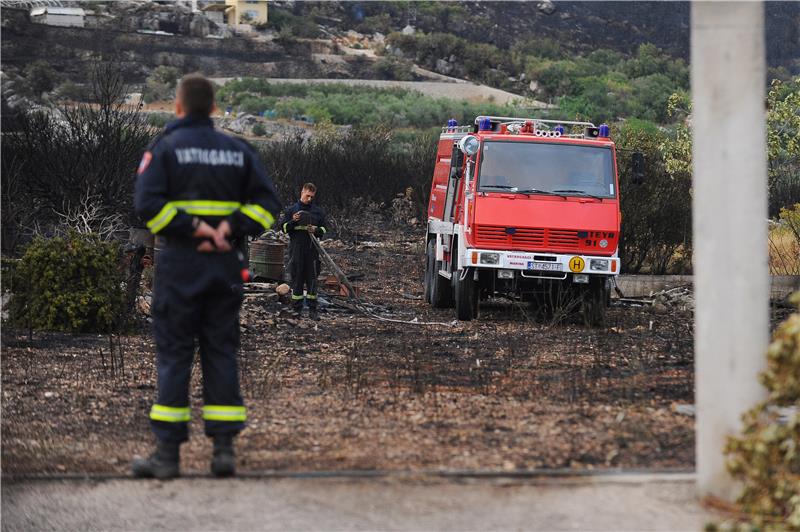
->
[0,226,739,477]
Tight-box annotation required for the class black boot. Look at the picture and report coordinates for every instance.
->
[290,302,302,318]
[132,440,180,479]
[211,434,235,477]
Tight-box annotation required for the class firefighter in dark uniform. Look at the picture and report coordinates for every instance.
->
[279,183,327,319]
[132,74,281,479]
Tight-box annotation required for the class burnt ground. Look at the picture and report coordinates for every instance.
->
[5,225,784,477]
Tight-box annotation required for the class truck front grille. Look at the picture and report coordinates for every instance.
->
[474,225,580,252]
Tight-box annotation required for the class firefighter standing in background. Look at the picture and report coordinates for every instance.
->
[280,183,327,319]
[132,74,281,479]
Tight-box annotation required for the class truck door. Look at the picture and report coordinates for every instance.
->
[443,145,463,222]
[439,144,463,270]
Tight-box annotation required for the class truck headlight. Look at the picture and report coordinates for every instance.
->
[590,259,609,271]
[480,252,500,265]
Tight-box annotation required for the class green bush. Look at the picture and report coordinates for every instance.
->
[54,80,90,102]
[372,56,415,81]
[1,60,153,254]
[252,122,267,137]
[143,66,180,103]
[615,119,693,274]
[216,79,522,128]
[385,31,690,124]
[767,77,800,217]
[261,125,437,221]
[22,59,59,99]
[723,293,800,530]
[9,231,127,333]
[146,112,173,128]
[268,7,320,38]
[356,13,392,34]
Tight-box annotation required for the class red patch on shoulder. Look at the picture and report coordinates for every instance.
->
[137,151,153,175]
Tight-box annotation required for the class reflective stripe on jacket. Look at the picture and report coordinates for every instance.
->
[134,115,282,238]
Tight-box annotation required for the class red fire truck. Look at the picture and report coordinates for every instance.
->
[424,115,621,324]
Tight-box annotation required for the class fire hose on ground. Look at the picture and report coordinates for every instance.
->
[309,234,455,327]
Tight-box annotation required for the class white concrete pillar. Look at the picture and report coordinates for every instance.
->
[692,1,769,501]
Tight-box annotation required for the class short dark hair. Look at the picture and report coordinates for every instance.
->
[177,74,215,116]
[302,183,317,193]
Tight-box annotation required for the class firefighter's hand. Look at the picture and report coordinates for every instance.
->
[197,241,216,252]
[212,220,232,252]
[193,219,231,252]
[307,225,316,234]
[193,220,217,240]
[292,212,301,222]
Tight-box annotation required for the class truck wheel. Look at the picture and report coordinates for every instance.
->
[424,239,435,304]
[454,268,478,321]
[582,277,608,327]
[429,240,453,308]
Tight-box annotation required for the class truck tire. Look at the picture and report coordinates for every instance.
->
[454,268,478,321]
[424,238,435,304]
[428,239,452,308]
[582,276,608,327]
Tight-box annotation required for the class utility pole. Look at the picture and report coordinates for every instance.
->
[691,1,769,501]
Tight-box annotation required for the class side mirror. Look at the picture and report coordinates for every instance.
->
[631,152,645,185]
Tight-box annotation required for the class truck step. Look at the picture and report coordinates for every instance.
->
[438,269,452,280]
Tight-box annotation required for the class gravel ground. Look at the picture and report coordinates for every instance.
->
[2,474,717,531]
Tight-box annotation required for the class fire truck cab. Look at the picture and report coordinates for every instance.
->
[424,115,621,324]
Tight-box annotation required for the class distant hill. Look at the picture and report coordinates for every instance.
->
[290,1,798,73]
[2,1,796,126]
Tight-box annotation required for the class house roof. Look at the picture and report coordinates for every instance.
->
[202,4,233,13]
[30,6,85,16]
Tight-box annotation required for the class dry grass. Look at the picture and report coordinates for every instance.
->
[768,225,800,275]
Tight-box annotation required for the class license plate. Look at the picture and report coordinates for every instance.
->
[527,261,562,271]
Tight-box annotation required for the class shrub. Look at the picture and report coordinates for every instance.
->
[143,66,180,103]
[22,60,59,99]
[769,203,800,275]
[146,112,173,129]
[215,78,523,129]
[268,7,320,38]
[260,125,436,223]
[767,77,800,217]
[54,80,90,103]
[1,60,153,253]
[615,119,693,274]
[723,293,800,529]
[252,122,267,137]
[372,56,415,81]
[356,13,392,34]
[9,231,127,333]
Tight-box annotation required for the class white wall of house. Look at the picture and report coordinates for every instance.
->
[30,7,85,28]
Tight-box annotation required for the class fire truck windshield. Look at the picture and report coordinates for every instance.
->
[477,141,616,198]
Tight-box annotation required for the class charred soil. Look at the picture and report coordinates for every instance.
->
[5,225,778,477]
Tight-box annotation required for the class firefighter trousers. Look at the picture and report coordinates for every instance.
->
[150,246,246,443]
[290,252,319,311]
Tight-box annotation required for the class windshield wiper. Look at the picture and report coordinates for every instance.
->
[482,185,518,191]
[517,188,567,199]
[552,189,604,200]
[482,186,569,199]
